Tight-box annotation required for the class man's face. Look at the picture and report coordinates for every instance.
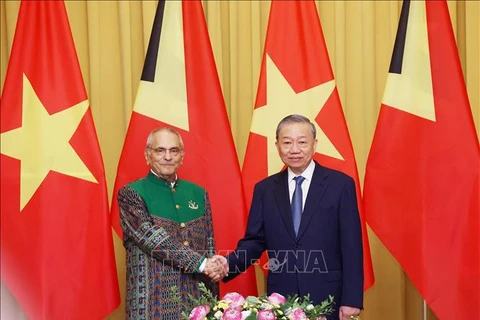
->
[275,122,317,175]
[145,130,184,181]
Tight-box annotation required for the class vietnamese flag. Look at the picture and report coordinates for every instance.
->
[364,0,480,318]
[111,0,257,297]
[241,0,374,290]
[0,1,120,319]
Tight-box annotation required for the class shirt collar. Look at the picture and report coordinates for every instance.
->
[287,160,315,182]
[150,169,178,188]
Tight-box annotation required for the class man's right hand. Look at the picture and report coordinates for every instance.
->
[204,255,228,282]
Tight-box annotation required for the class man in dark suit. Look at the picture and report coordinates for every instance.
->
[224,114,363,320]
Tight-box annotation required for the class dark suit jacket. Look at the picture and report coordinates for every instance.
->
[225,161,364,314]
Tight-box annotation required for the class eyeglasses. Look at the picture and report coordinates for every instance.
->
[147,146,183,157]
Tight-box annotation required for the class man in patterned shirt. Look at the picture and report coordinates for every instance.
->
[118,127,226,319]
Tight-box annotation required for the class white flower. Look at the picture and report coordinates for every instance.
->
[260,302,273,310]
[306,304,314,311]
[241,310,252,319]
[214,310,223,319]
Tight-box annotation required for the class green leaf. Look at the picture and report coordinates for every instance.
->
[244,313,258,320]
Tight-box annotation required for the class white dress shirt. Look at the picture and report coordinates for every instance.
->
[287,160,315,211]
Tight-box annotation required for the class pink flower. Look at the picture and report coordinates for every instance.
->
[222,292,245,308]
[257,309,277,320]
[221,307,243,320]
[267,292,286,305]
[189,305,210,320]
[289,308,307,320]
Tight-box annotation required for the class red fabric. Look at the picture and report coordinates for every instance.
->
[111,0,257,297]
[0,1,120,319]
[364,1,480,318]
[242,0,374,290]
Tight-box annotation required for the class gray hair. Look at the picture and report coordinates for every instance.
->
[275,114,316,139]
[145,127,184,152]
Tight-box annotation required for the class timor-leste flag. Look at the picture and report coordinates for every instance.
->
[0,1,120,319]
[111,0,257,297]
[241,0,374,290]
[364,0,480,318]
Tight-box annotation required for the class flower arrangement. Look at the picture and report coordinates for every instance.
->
[171,283,335,320]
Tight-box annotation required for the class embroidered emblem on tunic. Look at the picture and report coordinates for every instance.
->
[188,200,199,209]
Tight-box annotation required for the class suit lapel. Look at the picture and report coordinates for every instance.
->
[297,162,329,240]
[273,170,297,241]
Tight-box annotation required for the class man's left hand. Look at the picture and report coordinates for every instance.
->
[339,306,360,320]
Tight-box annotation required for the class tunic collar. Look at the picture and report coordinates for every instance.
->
[148,170,178,188]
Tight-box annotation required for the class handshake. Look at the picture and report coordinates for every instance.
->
[203,255,229,282]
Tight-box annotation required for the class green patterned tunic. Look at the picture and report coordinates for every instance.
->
[118,172,218,319]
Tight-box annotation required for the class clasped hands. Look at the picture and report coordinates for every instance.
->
[203,255,229,282]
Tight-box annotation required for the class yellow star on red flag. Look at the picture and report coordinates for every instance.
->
[1,74,97,211]
[250,55,343,175]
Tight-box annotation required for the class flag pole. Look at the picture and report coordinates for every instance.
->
[423,300,427,320]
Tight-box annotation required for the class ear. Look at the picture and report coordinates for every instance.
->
[144,151,150,165]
